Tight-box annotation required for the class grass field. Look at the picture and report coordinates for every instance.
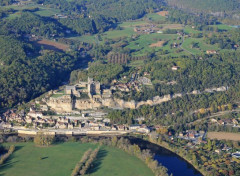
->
[35,7,61,17]
[69,35,99,44]
[102,27,135,39]
[209,24,233,31]
[65,11,219,57]
[158,24,183,30]
[207,132,240,141]
[145,13,166,22]
[0,142,153,176]
[125,33,178,55]
[181,38,219,55]
[119,21,148,28]
[184,26,202,34]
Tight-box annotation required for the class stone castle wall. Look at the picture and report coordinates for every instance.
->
[75,99,102,110]
[46,95,73,112]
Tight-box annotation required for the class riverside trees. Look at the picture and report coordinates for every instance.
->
[79,137,169,176]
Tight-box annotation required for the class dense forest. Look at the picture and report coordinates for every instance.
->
[0,12,66,38]
[107,83,240,132]
[205,29,240,49]
[0,0,14,6]
[33,0,165,35]
[167,0,240,13]
[0,35,86,109]
[74,51,240,102]
[168,9,219,26]
[166,0,240,24]
[0,8,15,18]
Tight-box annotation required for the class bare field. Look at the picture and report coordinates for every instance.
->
[150,41,166,47]
[207,132,240,141]
[160,24,184,30]
[157,11,169,16]
[36,39,69,51]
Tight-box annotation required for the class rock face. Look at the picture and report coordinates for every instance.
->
[75,99,102,110]
[47,95,73,112]
[46,86,228,112]
[102,98,136,109]
[45,93,189,112]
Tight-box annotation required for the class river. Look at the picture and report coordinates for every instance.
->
[129,137,202,176]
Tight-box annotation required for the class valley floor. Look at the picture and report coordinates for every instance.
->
[0,142,154,176]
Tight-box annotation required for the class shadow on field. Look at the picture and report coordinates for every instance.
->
[87,149,108,174]
[0,146,23,175]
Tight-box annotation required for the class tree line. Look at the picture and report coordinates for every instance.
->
[79,136,169,176]
[71,148,99,176]
[107,53,148,64]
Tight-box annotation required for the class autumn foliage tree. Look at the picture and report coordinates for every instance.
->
[34,133,55,147]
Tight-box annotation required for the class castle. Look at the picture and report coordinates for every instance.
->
[46,78,113,112]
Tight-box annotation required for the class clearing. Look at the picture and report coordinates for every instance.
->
[157,11,169,17]
[35,39,69,52]
[0,142,154,176]
[150,41,166,47]
[207,132,240,141]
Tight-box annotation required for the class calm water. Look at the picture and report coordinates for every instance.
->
[129,137,202,176]
[155,154,202,176]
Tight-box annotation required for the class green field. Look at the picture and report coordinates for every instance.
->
[210,24,233,31]
[69,35,100,44]
[145,13,166,22]
[181,37,219,54]
[67,11,220,57]
[0,142,154,176]
[102,27,135,39]
[119,20,148,28]
[35,7,61,17]
[184,26,202,34]
[126,33,178,55]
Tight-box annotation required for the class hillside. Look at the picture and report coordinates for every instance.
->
[166,0,240,13]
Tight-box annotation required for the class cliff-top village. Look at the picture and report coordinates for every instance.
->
[0,75,229,136]
[0,77,153,135]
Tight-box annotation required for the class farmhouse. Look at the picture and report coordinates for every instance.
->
[27,111,43,118]
[172,66,179,71]
[206,50,217,54]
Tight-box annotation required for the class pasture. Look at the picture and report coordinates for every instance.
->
[181,37,219,55]
[0,142,154,176]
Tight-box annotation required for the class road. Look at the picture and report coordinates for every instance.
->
[179,34,195,55]
[187,109,240,126]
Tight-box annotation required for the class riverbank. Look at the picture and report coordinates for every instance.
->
[128,136,203,176]
[147,138,205,176]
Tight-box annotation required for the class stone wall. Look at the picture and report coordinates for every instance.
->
[75,99,102,110]
[46,95,73,112]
